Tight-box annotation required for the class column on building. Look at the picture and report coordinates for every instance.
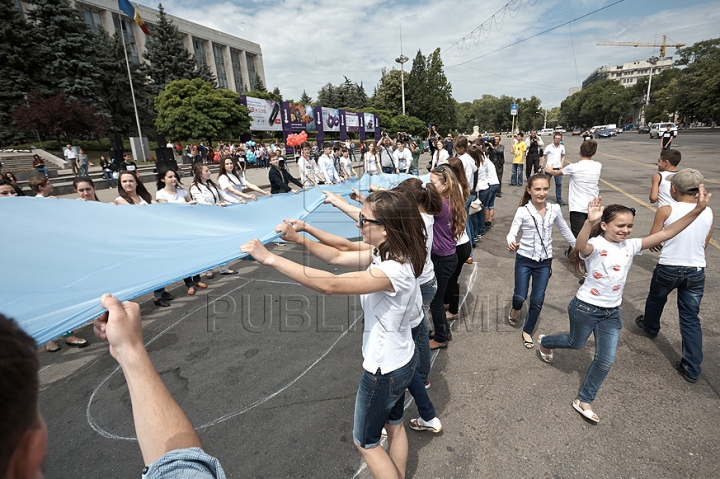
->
[212,42,229,89]
[238,50,251,91]
[230,48,246,93]
[221,45,237,92]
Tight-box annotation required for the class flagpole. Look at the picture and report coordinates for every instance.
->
[118,15,146,162]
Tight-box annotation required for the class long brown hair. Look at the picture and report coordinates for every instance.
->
[192,163,220,203]
[520,174,551,206]
[117,171,152,204]
[218,157,242,186]
[431,165,467,240]
[446,157,470,200]
[393,178,443,215]
[365,190,427,278]
[568,204,637,275]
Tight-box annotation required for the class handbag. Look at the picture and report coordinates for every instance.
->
[469,197,483,215]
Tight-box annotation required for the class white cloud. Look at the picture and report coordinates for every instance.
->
[160,0,720,109]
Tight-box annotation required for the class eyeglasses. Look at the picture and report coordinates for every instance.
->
[358,212,383,228]
[434,165,448,178]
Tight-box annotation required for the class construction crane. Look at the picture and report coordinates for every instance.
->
[597,35,685,58]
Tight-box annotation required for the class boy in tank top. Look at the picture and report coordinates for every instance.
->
[649,149,681,207]
[636,168,715,383]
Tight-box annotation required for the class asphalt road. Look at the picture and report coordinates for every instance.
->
[38,131,720,478]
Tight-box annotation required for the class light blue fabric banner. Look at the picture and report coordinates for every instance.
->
[1,174,420,345]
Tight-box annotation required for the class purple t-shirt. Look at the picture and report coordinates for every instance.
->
[432,199,456,256]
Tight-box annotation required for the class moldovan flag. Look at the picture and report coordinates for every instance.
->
[118,0,152,36]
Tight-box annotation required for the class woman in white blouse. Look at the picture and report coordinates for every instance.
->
[189,164,242,206]
[506,174,576,348]
[430,140,450,170]
[363,142,381,176]
[217,157,271,201]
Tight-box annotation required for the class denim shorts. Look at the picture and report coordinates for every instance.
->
[352,357,416,449]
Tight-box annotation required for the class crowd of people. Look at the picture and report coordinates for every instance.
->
[0,128,714,478]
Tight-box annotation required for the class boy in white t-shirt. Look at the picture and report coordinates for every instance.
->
[541,132,566,205]
[547,139,602,240]
[648,149,680,207]
[636,168,715,383]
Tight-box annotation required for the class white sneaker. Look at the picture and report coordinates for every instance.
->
[409,417,442,433]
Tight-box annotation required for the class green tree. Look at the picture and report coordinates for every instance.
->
[561,80,632,127]
[155,78,250,141]
[142,3,215,95]
[668,38,720,124]
[517,96,543,132]
[406,50,428,121]
[317,82,339,107]
[253,73,266,92]
[94,27,155,136]
[243,90,282,102]
[389,114,426,137]
[0,0,35,143]
[371,68,404,116]
[418,48,455,134]
[630,68,681,123]
[27,0,104,105]
[300,90,312,104]
[272,86,283,100]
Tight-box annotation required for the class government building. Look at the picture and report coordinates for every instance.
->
[15,0,265,93]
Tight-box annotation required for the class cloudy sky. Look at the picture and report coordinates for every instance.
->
[159,0,719,109]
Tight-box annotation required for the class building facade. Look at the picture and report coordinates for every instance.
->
[582,57,674,90]
[18,0,265,93]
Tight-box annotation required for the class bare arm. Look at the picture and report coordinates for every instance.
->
[94,295,201,466]
[641,185,711,250]
[647,205,671,252]
[240,239,389,295]
[649,173,661,203]
[275,222,372,267]
[575,197,604,256]
[323,191,361,221]
[283,219,370,252]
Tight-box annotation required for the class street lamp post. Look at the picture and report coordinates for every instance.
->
[395,26,408,116]
[642,56,659,125]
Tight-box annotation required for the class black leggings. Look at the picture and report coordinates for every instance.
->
[444,242,472,314]
[430,252,458,343]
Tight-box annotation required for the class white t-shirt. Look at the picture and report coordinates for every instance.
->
[432,149,449,169]
[365,153,380,175]
[659,202,713,268]
[360,251,420,374]
[318,154,340,184]
[393,149,412,171]
[418,213,435,285]
[657,171,676,207]
[340,156,353,176]
[459,153,478,190]
[218,173,246,201]
[486,160,500,186]
[577,236,643,308]
[544,143,565,169]
[114,196,148,205]
[562,160,602,213]
[156,188,188,203]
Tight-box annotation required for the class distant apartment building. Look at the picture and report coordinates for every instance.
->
[17,0,265,93]
[581,57,674,89]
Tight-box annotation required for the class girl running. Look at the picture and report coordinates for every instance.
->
[538,189,711,423]
[506,173,575,348]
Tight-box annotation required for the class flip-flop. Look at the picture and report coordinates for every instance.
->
[572,399,599,423]
[537,335,553,363]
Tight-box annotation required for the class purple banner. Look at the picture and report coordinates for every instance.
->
[339,109,347,141]
[359,113,365,142]
[374,114,381,142]
[314,106,324,145]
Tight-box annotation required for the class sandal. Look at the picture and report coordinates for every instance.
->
[187,286,196,295]
[522,332,534,349]
[572,398,599,423]
[537,335,553,362]
[508,309,520,326]
[45,341,60,352]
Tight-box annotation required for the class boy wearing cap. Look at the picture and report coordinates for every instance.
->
[636,168,715,383]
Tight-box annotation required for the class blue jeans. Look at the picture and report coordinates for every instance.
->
[409,320,436,422]
[550,171,563,203]
[541,297,622,404]
[102,170,117,187]
[409,168,419,176]
[512,254,552,335]
[430,252,457,343]
[417,278,437,381]
[353,357,416,448]
[640,265,705,378]
[36,166,49,177]
[80,164,89,177]
[510,163,523,185]
[464,194,476,247]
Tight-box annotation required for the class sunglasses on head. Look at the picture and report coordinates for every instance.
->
[358,212,382,228]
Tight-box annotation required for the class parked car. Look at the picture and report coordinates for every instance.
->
[638,125,651,134]
[554,127,567,133]
[622,123,634,131]
[538,128,555,136]
[572,128,582,136]
[649,122,678,139]
[595,129,613,139]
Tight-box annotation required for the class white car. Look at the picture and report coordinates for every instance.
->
[538,128,555,136]
[650,122,678,139]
